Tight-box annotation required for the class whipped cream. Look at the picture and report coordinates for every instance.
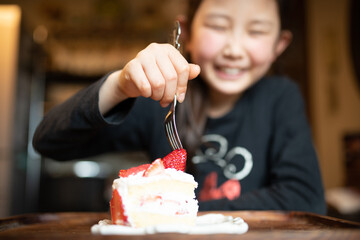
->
[113,168,198,187]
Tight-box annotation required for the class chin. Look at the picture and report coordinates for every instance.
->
[211,86,247,96]
[214,80,253,95]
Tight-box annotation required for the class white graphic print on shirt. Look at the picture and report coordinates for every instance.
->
[192,134,253,180]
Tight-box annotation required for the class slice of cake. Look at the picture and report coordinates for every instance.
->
[110,149,198,228]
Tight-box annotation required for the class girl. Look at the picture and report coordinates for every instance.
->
[33,0,326,214]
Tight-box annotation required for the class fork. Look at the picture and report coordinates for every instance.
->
[164,21,183,150]
[164,95,183,150]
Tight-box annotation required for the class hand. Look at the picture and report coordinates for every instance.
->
[99,43,200,114]
[119,43,200,105]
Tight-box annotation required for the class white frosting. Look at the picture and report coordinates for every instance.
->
[91,214,249,235]
[113,168,198,188]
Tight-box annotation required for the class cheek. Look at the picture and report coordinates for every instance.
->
[247,39,277,65]
[190,30,226,61]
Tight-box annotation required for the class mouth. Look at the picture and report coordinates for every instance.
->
[214,66,248,80]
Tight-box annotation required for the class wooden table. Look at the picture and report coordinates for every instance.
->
[0,211,359,239]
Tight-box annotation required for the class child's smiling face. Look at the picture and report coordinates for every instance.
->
[187,0,290,97]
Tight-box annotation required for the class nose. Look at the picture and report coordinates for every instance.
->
[223,31,245,59]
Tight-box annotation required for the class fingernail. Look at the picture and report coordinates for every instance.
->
[195,64,201,72]
[178,93,185,103]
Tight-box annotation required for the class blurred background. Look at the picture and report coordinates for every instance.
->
[0,0,359,222]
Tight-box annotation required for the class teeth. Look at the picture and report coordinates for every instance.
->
[221,67,241,75]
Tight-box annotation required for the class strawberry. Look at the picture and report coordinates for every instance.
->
[119,164,150,178]
[143,158,165,177]
[110,189,128,225]
[162,149,187,171]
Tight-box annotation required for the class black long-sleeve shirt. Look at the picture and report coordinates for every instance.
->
[33,75,326,215]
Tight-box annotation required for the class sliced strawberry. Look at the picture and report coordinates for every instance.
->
[110,189,128,225]
[119,164,150,178]
[162,149,187,171]
[143,158,165,177]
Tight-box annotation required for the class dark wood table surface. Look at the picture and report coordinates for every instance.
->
[0,211,359,239]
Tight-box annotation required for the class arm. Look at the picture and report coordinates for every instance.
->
[199,81,326,215]
[33,43,200,160]
[32,76,137,160]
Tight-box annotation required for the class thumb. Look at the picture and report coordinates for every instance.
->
[188,64,201,80]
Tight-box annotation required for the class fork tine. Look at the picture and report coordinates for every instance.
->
[171,116,182,149]
[165,121,182,150]
[171,122,182,149]
[165,123,176,150]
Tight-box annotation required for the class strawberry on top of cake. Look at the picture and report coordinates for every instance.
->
[110,149,198,228]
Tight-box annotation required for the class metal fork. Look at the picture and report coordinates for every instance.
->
[164,95,183,150]
[164,21,183,150]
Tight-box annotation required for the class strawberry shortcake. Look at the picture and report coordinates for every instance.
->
[110,149,199,228]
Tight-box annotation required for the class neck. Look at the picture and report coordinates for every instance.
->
[207,90,242,118]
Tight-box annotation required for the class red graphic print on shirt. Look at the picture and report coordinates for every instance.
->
[199,171,241,201]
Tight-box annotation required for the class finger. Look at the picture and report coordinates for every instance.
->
[122,59,152,98]
[140,55,166,101]
[156,55,178,107]
[189,64,201,80]
[175,64,200,103]
[168,49,190,103]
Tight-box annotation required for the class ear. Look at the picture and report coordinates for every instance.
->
[274,30,293,57]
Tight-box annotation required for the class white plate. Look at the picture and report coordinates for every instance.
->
[91,213,248,235]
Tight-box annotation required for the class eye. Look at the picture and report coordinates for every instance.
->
[204,23,229,32]
[248,29,268,36]
[203,15,231,32]
[250,31,264,35]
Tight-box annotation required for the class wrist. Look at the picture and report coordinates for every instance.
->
[99,70,129,115]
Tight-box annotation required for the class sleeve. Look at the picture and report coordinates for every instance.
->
[199,80,327,215]
[32,74,142,161]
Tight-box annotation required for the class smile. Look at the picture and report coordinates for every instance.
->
[215,66,248,80]
[221,67,242,75]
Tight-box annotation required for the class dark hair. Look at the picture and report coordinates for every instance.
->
[178,0,290,170]
[186,0,203,32]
